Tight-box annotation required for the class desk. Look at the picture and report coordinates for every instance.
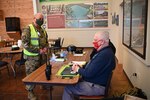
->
[22,48,92,100]
[0,47,22,77]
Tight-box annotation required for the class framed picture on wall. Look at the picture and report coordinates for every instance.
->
[94,20,108,27]
[115,15,119,26]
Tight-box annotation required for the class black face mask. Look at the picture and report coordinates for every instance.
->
[36,19,43,27]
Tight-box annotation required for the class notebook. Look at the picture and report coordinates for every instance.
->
[56,64,78,78]
[56,61,86,78]
[61,67,77,76]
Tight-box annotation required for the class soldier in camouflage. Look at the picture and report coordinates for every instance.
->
[21,13,49,100]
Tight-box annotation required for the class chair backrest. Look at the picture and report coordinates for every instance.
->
[54,38,61,47]
[53,37,64,48]
[0,41,6,48]
[21,51,26,61]
[0,61,8,67]
[103,57,117,96]
[104,56,116,96]
[61,38,64,47]
[17,51,26,65]
[0,60,9,76]
[104,71,113,97]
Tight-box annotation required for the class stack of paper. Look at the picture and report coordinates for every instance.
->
[55,58,65,62]
[73,52,86,56]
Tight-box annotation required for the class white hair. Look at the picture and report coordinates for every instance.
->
[96,31,109,43]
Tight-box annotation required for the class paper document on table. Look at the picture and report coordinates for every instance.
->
[55,58,65,62]
[73,52,86,56]
[71,61,86,67]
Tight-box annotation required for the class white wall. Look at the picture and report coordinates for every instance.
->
[123,48,150,99]
[47,28,110,47]
[109,0,123,64]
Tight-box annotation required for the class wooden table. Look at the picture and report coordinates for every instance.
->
[22,48,92,100]
[0,47,22,77]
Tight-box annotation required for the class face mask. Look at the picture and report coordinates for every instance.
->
[93,41,100,49]
[36,19,43,26]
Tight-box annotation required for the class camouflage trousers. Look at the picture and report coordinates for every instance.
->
[25,55,46,91]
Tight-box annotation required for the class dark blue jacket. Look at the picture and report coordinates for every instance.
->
[78,46,116,86]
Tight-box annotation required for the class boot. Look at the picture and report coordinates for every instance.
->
[28,91,37,100]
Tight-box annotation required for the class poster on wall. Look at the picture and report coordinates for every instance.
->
[41,4,65,28]
[94,10,108,19]
[94,20,108,27]
[47,15,65,28]
[94,2,108,10]
[46,4,65,15]
[66,20,79,28]
[40,2,109,29]
[79,20,93,28]
[94,2,108,19]
[65,3,93,20]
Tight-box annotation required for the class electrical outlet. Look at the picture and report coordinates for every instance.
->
[133,73,137,77]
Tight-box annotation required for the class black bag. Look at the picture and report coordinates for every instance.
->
[113,87,147,99]
[67,45,76,52]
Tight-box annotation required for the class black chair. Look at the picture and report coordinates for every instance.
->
[51,37,64,53]
[14,52,26,74]
[0,61,10,76]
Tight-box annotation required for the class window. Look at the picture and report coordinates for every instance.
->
[123,0,148,59]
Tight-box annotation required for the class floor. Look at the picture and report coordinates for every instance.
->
[0,53,132,100]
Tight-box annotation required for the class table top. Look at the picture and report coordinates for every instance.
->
[22,48,92,85]
[0,47,22,54]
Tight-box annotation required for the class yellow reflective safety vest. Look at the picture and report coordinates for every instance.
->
[23,24,46,56]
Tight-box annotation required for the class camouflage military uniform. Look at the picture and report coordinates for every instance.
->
[21,23,49,91]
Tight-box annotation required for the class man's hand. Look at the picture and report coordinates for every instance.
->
[40,49,44,54]
[40,47,48,54]
[43,47,48,53]
[71,63,80,73]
